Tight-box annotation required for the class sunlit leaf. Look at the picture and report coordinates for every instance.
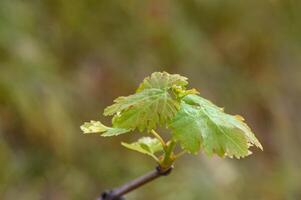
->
[103,72,197,132]
[80,120,130,136]
[136,71,188,92]
[105,88,181,133]
[170,94,262,158]
[169,103,203,154]
[121,137,163,161]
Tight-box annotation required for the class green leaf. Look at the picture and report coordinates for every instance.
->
[104,88,180,132]
[80,120,130,136]
[136,71,188,92]
[121,137,163,161]
[103,72,196,132]
[169,94,263,158]
[169,103,203,154]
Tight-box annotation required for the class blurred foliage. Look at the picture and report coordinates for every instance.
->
[0,0,301,199]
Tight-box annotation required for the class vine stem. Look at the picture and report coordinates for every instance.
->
[151,129,166,148]
[98,165,173,200]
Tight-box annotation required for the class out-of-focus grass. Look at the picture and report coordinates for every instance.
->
[0,0,301,199]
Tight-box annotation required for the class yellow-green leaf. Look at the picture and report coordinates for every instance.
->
[136,71,188,92]
[103,72,197,132]
[169,94,262,158]
[104,88,179,132]
[121,137,163,161]
[80,120,130,136]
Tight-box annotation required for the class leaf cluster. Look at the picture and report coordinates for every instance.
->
[81,72,262,168]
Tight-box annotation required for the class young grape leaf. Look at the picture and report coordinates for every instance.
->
[121,137,163,161]
[80,120,130,136]
[108,88,179,131]
[104,73,190,132]
[169,94,263,158]
[184,94,263,150]
[103,72,197,132]
[169,103,203,154]
[136,71,188,92]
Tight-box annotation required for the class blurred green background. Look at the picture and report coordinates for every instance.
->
[1,0,301,199]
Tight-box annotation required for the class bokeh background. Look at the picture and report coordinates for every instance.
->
[1,0,301,199]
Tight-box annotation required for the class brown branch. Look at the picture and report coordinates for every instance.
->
[98,165,173,200]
